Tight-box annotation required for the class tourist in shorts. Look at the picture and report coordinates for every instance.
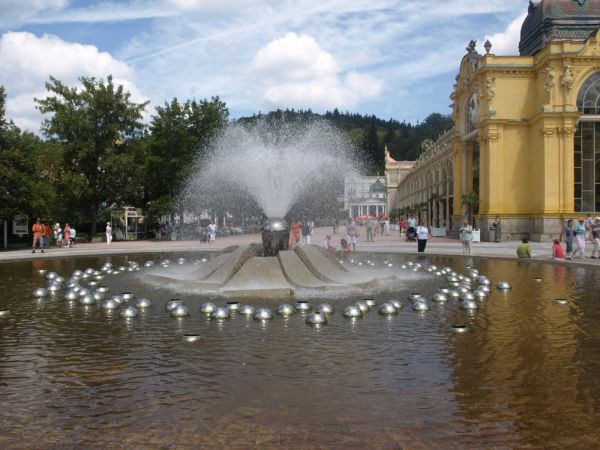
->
[562,219,574,260]
[106,222,113,245]
[43,221,51,249]
[31,218,45,253]
[574,218,586,258]
[346,219,358,252]
[459,219,473,255]
[591,218,600,259]
[69,226,76,247]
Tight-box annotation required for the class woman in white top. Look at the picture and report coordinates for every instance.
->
[459,219,473,255]
[416,221,429,253]
[106,222,112,245]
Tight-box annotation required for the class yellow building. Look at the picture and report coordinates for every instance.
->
[396,0,600,241]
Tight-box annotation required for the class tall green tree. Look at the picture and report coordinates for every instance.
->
[145,96,228,218]
[35,75,148,236]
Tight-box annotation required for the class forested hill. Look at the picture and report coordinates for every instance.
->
[236,109,454,174]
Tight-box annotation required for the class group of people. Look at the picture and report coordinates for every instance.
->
[289,219,314,248]
[557,216,600,260]
[198,222,218,244]
[32,219,77,253]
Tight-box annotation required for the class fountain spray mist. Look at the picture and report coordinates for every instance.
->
[181,118,361,220]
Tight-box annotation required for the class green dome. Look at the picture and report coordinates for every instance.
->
[519,0,600,56]
[370,179,386,193]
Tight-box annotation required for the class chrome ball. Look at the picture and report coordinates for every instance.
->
[480,285,491,294]
[432,293,448,303]
[460,292,475,302]
[46,272,58,281]
[177,257,186,265]
[239,305,256,316]
[79,294,95,305]
[120,306,138,318]
[211,307,230,320]
[101,299,119,310]
[182,334,200,343]
[355,301,370,313]
[277,304,296,316]
[170,304,190,317]
[84,268,95,275]
[93,291,105,301]
[144,261,154,267]
[65,290,79,300]
[94,274,105,281]
[136,298,152,308]
[458,286,470,295]
[473,289,487,300]
[389,299,403,310]
[53,276,65,284]
[447,289,460,299]
[254,308,273,321]
[97,286,109,293]
[33,287,49,297]
[477,276,491,286]
[446,276,459,283]
[226,302,241,312]
[38,269,47,275]
[343,305,363,318]
[461,299,479,310]
[378,303,398,315]
[118,266,127,272]
[200,302,216,314]
[451,325,469,333]
[316,303,334,315]
[364,299,376,308]
[306,312,327,325]
[496,281,511,290]
[555,299,568,305]
[165,299,183,311]
[400,264,407,269]
[88,281,98,287]
[78,288,91,297]
[0,309,11,318]
[67,281,80,289]
[407,261,414,267]
[438,288,450,294]
[412,299,430,311]
[111,295,123,304]
[47,284,61,293]
[408,293,423,301]
[294,301,311,311]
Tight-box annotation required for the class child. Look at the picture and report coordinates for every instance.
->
[322,235,335,253]
[551,239,564,260]
[340,238,349,260]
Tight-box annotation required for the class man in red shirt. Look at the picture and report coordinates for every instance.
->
[43,222,51,249]
[32,218,45,253]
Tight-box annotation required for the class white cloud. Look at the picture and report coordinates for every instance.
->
[0,32,146,132]
[484,13,527,55]
[250,32,383,110]
[0,0,67,29]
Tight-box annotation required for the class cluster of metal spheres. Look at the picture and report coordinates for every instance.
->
[32,261,153,319]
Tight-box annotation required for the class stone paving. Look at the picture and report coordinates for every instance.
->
[2,226,599,267]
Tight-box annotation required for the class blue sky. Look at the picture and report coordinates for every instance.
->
[0,0,527,132]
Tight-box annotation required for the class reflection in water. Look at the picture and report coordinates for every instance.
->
[0,254,599,448]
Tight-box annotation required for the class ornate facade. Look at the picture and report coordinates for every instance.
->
[395,0,600,241]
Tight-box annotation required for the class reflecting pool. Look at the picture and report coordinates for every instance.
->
[1,253,599,448]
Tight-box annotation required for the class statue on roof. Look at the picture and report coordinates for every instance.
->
[385,145,398,166]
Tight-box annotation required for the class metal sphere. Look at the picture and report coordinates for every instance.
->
[111,295,123,304]
[343,305,363,318]
[432,293,449,303]
[79,294,95,305]
[120,306,139,318]
[555,299,568,305]
[47,284,61,293]
[412,299,430,312]
[458,286,471,295]
[118,266,127,272]
[480,285,491,294]
[66,281,80,289]
[88,281,98,287]
[97,286,109,293]
[316,304,334,315]
[78,288,91,297]
[53,276,65,284]
[93,291,105,301]
[0,309,11,318]
[254,308,273,321]
[46,272,58,281]
[165,299,183,311]
[144,261,154,267]
[170,304,190,317]
[496,281,512,290]
[33,287,49,297]
[446,276,459,283]
[400,264,407,269]
[306,312,327,325]
[407,261,414,267]
[65,290,79,300]
[460,292,475,302]
[226,302,241,312]
[473,289,487,300]
[136,298,152,308]
[101,299,119,310]
[430,265,438,271]
[85,268,95,275]
[294,301,311,312]
[447,289,460,299]
[38,269,47,275]
[438,288,450,294]
[200,302,217,314]
[182,334,200,343]
[364,299,376,309]
[277,304,296,316]
[451,325,469,333]
[461,299,479,310]
[477,276,491,286]
[378,303,399,315]
[239,305,256,316]
[389,299,403,310]
[94,274,105,281]
[407,293,424,302]
[355,301,370,313]
[211,307,230,320]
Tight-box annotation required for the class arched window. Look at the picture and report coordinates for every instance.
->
[577,72,600,114]
[574,72,600,212]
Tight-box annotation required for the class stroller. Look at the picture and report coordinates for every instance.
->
[405,226,417,241]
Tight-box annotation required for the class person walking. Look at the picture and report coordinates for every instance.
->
[591,217,600,259]
[301,221,311,245]
[106,222,113,245]
[70,226,76,247]
[346,219,358,252]
[562,219,575,260]
[43,221,51,249]
[63,223,71,248]
[384,218,390,236]
[290,219,301,249]
[53,222,62,247]
[574,218,586,258]
[459,219,473,255]
[31,218,45,253]
[366,218,374,242]
[493,215,502,242]
[416,221,429,253]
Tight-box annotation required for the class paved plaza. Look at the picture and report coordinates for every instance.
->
[3,226,598,267]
